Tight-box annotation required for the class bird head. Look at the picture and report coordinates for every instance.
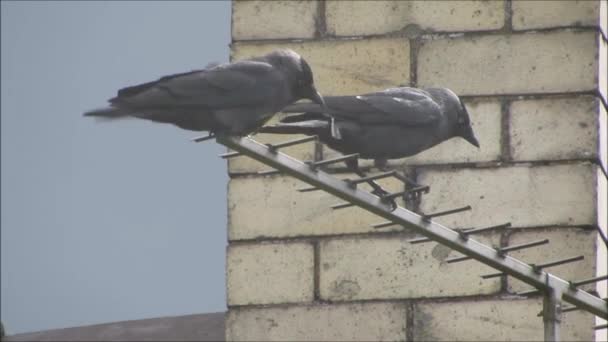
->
[293,56,325,108]
[455,101,480,148]
[266,49,325,108]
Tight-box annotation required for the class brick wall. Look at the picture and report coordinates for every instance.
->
[225,1,607,341]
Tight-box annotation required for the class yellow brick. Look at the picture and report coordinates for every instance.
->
[602,0,607,38]
[417,164,597,228]
[600,104,607,174]
[226,302,407,341]
[600,34,607,106]
[319,235,501,301]
[227,242,313,305]
[326,0,504,36]
[595,169,606,342]
[418,31,597,95]
[413,298,594,341]
[232,38,410,96]
[598,168,607,250]
[506,228,596,293]
[232,0,317,40]
[228,174,404,240]
[510,96,599,161]
[512,0,599,30]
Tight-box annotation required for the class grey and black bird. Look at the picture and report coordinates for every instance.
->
[84,49,325,136]
[259,87,480,202]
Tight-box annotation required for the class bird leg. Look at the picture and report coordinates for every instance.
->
[374,158,389,171]
[373,159,418,187]
[345,158,397,210]
[373,159,426,205]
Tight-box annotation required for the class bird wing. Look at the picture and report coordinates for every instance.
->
[282,89,441,127]
[352,88,441,125]
[111,60,278,109]
[279,111,326,123]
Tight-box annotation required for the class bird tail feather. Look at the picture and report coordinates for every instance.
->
[258,121,328,136]
[282,102,324,114]
[83,106,130,119]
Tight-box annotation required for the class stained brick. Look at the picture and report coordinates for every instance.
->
[413,298,594,341]
[506,228,596,293]
[326,0,504,36]
[228,175,404,240]
[232,0,317,40]
[600,103,607,173]
[417,164,598,228]
[418,31,598,95]
[600,34,607,105]
[319,235,501,301]
[601,0,608,38]
[509,96,599,161]
[227,242,313,305]
[512,0,599,30]
[226,302,407,341]
[232,38,410,96]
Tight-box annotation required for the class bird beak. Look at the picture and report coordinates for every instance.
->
[306,85,326,109]
[461,125,480,148]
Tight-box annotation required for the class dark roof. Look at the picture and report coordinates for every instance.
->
[3,312,225,341]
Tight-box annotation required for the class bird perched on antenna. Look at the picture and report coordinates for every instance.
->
[84,49,325,137]
[259,87,480,201]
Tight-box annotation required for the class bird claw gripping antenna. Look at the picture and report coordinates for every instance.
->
[208,135,607,342]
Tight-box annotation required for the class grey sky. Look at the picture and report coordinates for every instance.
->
[1,1,231,334]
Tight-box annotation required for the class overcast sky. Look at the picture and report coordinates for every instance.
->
[1,1,231,334]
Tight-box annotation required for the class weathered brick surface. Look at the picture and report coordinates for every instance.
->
[417,163,597,228]
[322,99,502,168]
[232,38,410,96]
[227,242,313,305]
[319,234,501,301]
[325,0,504,36]
[600,103,607,173]
[595,167,607,342]
[413,298,594,341]
[232,0,317,40]
[598,168,607,245]
[509,96,599,161]
[227,113,315,174]
[506,228,596,293]
[418,31,598,95]
[512,0,599,30]
[602,0,608,38]
[596,170,607,281]
[227,1,605,340]
[600,34,607,105]
[228,175,404,240]
[226,302,407,341]
[598,319,608,342]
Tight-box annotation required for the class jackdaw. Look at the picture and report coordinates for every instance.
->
[84,49,325,136]
[259,87,480,200]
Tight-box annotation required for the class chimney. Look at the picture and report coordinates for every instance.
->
[225,1,607,340]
